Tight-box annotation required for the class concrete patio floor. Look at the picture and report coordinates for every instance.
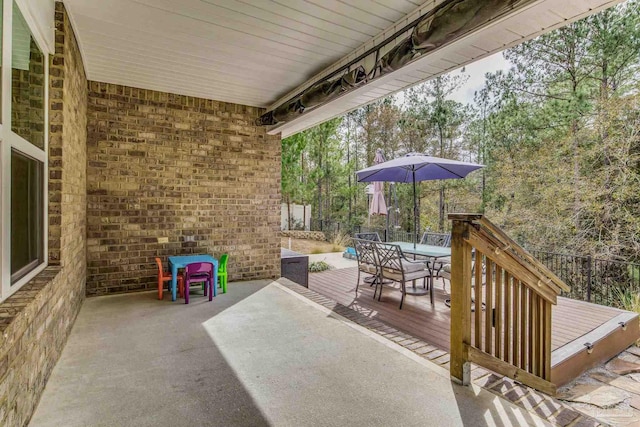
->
[29,280,549,427]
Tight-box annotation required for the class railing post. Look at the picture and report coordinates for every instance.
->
[586,255,592,302]
[450,218,473,386]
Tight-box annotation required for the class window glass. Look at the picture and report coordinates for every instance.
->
[11,149,43,283]
[11,2,44,148]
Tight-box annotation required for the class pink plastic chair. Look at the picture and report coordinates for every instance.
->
[183,262,215,304]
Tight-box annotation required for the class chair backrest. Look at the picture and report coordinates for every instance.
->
[218,254,228,273]
[184,262,214,281]
[354,232,381,242]
[420,232,451,247]
[155,257,166,279]
[353,238,378,269]
[374,242,404,273]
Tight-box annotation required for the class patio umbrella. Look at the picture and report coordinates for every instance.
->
[356,153,483,248]
[368,149,388,216]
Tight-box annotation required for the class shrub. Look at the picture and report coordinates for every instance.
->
[329,231,350,249]
[614,287,640,346]
[615,287,640,313]
[309,261,331,272]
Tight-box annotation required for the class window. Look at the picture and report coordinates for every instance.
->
[11,3,44,149]
[1,0,49,300]
[11,149,43,282]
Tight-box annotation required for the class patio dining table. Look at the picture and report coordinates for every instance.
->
[168,254,219,302]
[389,242,451,260]
[389,242,451,300]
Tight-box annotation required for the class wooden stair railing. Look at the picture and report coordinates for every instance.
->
[448,214,570,395]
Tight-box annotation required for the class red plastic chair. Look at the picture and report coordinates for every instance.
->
[155,257,183,300]
[183,262,215,304]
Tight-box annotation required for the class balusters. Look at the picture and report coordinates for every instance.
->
[450,215,562,394]
[544,301,552,380]
[529,290,537,375]
[537,295,545,377]
[473,262,552,375]
[495,265,503,358]
[504,272,512,364]
[512,278,520,367]
[474,251,483,348]
[520,283,527,370]
[484,258,493,353]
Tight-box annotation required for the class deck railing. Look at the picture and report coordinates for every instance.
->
[528,249,640,306]
[449,214,570,395]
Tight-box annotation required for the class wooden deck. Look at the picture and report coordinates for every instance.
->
[309,266,640,386]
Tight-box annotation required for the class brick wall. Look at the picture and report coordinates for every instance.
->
[0,3,87,426]
[86,84,281,296]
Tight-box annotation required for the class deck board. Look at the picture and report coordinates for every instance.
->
[308,267,624,352]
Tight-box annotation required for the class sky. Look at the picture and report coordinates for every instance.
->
[448,52,511,105]
[392,51,512,107]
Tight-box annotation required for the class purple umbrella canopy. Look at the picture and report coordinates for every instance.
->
[356,153,483,246]
[356,153,483,183]
[369,149,388,216]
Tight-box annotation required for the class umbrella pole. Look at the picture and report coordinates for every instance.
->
[413,170,418,249]
[386,183,391,242]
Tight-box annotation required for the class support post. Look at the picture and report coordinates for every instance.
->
[450,219,473,385]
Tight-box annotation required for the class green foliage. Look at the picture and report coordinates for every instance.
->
[309,261,331,272]
[614,287,640,313]
[477,0,640,260]
[615,286,640,343]
[281,0,640,265]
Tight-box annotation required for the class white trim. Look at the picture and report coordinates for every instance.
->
[1,0,13,300]
[2,0,11,127]
[42,39,48,265]
[10,134,46,160]
[0,0,49,302]
[4,262,46,298]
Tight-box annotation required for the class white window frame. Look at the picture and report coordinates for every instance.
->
[0,0,50,302]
